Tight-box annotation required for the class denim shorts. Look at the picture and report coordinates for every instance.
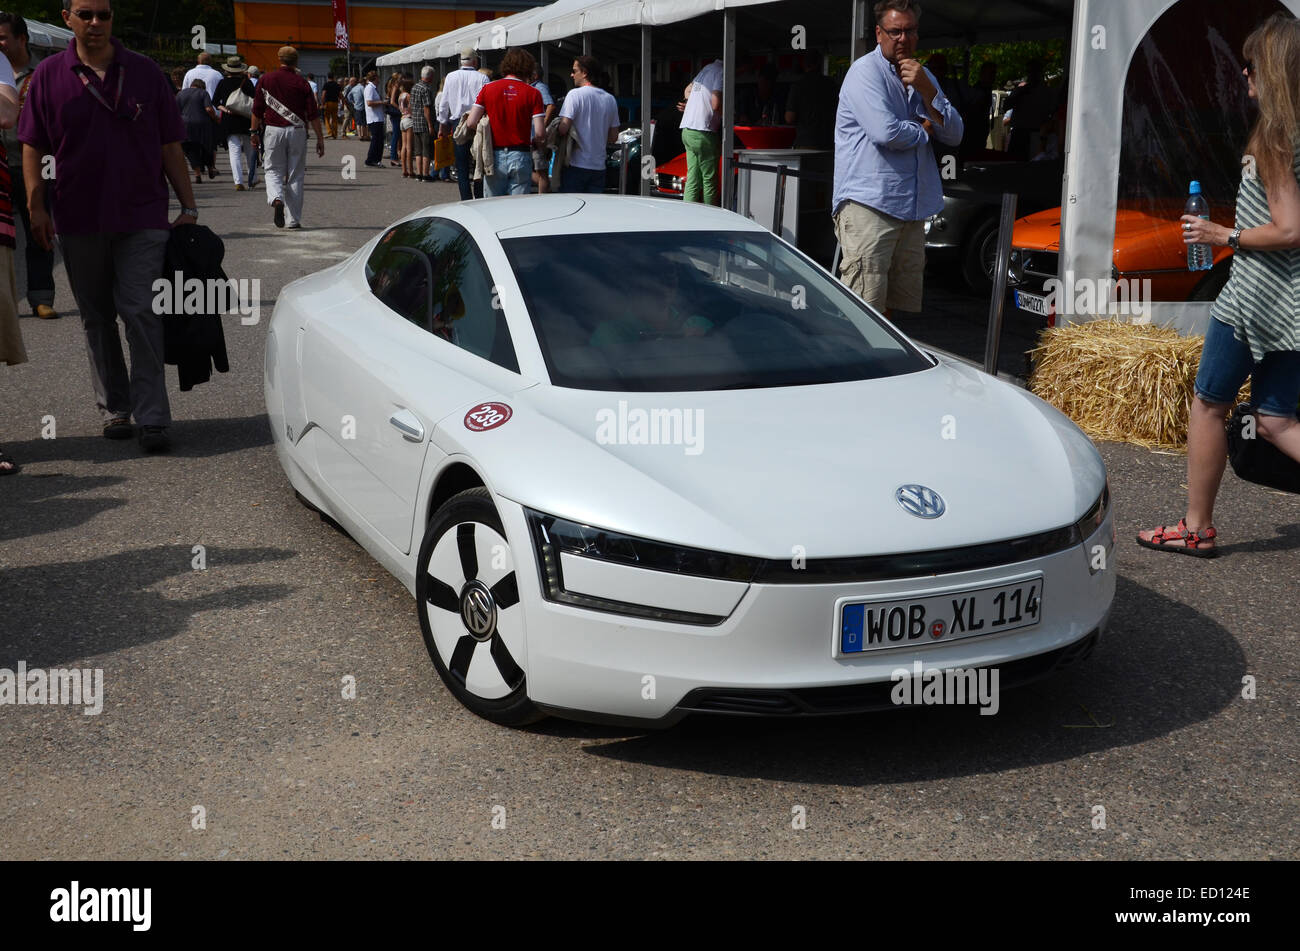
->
[1195,317,1300,417]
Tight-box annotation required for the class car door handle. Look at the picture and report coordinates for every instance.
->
[389,410,425,442]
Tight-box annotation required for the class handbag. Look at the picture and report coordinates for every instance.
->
[224,83,254,119]
[1226,403,1300,493]
[433,134,454,170]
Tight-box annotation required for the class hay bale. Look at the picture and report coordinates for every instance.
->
[1028,319,1249,451]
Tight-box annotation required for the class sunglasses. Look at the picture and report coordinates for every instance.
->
[72,8,113,21]
[1244,60,1255,73]
[880,27,919,39]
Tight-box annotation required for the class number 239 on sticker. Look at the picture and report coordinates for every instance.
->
[464,402,512,432]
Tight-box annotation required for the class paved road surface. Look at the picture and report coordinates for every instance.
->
[2,138,1297,859]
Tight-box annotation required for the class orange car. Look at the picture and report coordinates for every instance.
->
[1008,200,1235,322]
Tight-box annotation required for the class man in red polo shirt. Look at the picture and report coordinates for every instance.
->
[464,47,545,197]
[250,46,324,230]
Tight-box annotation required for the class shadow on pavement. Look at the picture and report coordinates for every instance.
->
[561,575,1244,784]
[1215,522,1300,557]
[5,414,272,467]
[0,473,127,544]
[0,544,296,668]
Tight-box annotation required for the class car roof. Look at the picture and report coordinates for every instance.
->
[409,194,771,240]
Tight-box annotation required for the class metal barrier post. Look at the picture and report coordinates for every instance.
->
[773,164,788,235]
[619,142,629,194]
[984,192,1019,375]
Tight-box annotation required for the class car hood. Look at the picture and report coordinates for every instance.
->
[445,358,1104,559]
[1011,207,1062,252]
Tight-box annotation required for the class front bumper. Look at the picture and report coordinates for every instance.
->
[499,500,1116,725]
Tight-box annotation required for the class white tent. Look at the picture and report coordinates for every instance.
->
[377,19,502,66]
[27,17,74,53]
[376,0,1300,334]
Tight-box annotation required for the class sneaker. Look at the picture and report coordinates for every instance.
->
[138,426,171,453]
[34,304,59,319]
[103,416,133,440]
[235,184,246,191]
[272,198,285,228]
[287,222,301,230]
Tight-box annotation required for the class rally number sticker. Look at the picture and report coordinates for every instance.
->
[464,402,512,432]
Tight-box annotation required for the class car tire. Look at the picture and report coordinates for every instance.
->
[415,487,545,726]
[962,215,1000,293]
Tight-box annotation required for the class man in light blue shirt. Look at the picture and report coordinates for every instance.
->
[833,0,962,314]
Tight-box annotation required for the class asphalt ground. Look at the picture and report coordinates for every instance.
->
[1,136,1297,860]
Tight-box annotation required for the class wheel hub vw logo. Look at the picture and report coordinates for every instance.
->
[896,484,946,519]
[459,581,497,641]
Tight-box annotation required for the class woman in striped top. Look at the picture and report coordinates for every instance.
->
[1138,13,1300,557]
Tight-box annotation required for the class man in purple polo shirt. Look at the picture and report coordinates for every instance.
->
[18,0,198,452]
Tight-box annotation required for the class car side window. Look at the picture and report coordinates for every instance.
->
[416,219,519,373]
[366,219,435,330]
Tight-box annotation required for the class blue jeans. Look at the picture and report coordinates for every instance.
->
[485,148,532,196]
[389,115,401,161]
[560,165,606,194]
[454,140,481,200]
[1195,316,1300,417]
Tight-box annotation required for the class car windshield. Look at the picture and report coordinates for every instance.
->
[501,230,931,392]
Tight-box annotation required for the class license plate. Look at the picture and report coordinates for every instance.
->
[1014,289,1053,317]
[838,578,1044,655]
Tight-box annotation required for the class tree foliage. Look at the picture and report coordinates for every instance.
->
[7,0,234,39]
[927,38,1068,89]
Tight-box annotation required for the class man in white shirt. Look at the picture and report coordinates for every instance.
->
[362,69,386,167]
[182,51,223,101]
[437,48,489,199]
[677,57,723,204]
[556,56,619,194]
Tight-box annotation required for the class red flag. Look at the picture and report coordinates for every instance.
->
[332,0,349,49]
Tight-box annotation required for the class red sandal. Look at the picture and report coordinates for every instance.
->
[1135,519,1218,558]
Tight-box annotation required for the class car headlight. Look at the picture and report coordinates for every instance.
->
[1075,481,1112,574]
[925,214,944,235]
[526,510,759,624]
[1008,249,1025,286]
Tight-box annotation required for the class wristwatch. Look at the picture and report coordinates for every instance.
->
[1227,228,1242,250]
[181,207,199,219]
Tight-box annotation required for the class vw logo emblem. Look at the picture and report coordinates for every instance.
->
[896,484,946,519]
[459,581,497,641]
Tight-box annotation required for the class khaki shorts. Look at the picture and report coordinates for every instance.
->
[833,200,925,313]
[413,131,433,158]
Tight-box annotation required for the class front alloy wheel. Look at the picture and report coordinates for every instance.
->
[415,487,543,726]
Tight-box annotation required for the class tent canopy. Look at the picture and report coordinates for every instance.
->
[28,17,74,52]
[378,0,1076,66]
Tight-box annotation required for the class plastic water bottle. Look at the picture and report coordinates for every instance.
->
[1186,181,1212,271]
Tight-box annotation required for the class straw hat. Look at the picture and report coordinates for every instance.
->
[222,55,249,74]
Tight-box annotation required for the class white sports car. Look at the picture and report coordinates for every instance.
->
[265,196,1115,727]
